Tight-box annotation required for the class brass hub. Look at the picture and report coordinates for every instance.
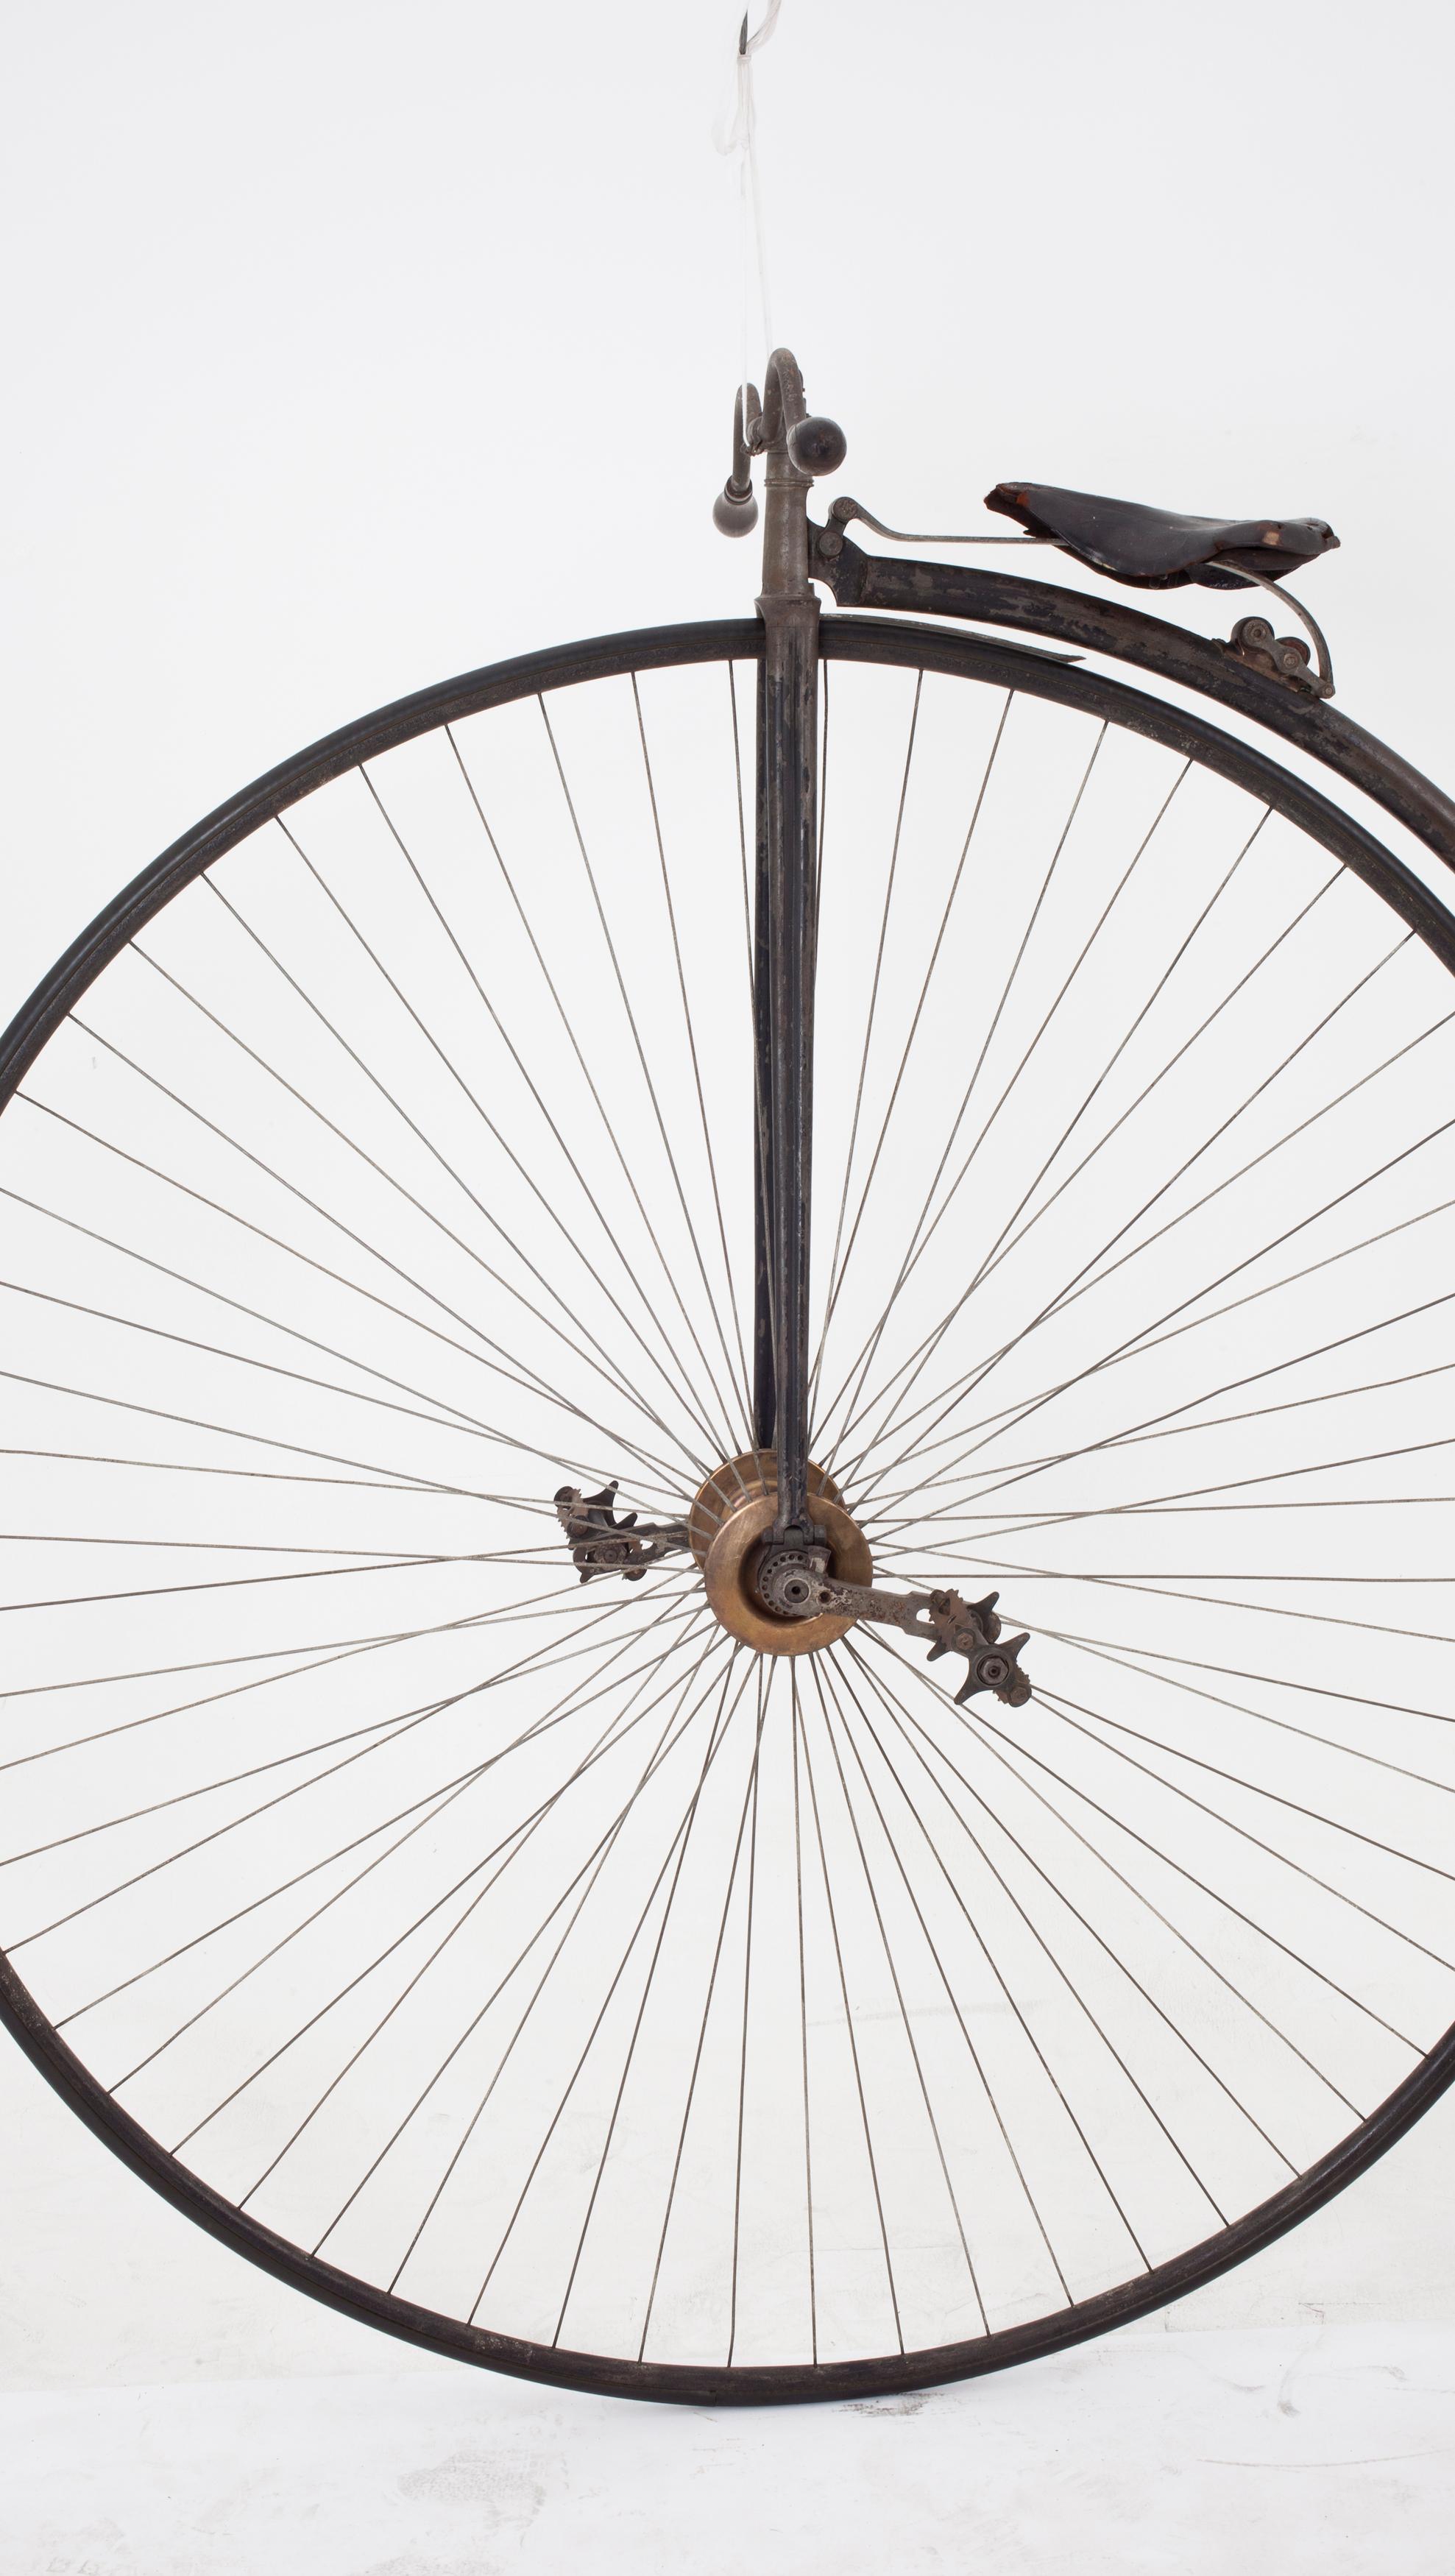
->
[689,1452,872,1655]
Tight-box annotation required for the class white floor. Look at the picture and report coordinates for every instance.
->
[3,2321,1452,2576]
[8,2046,1455,2569]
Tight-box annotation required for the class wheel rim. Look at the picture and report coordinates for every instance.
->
[4,616,1455,2402]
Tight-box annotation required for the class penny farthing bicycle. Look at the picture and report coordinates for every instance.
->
[5,350,1455,2405]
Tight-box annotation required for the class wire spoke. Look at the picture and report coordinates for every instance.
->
[810,672,924,1402]
[177,1618,731,2175]
[537,697,748,1457]
[59,1006,699,1476]
[9,1572,691,1957]
[810,693,1013,1414]
[818,718,1110,1464]
[861,1291,1455,1529]
[463,1636,745,2323]
[796,1670,905,2353]
[843,918,1442,1503]
[60,1587,701,2037]
[361,1630,737,2289]
[822,749,1195,1468]
[850,1144,1455,1532]
[553,1651,751,2349]
[849,1636,1368,2120]
[833,1645,1253,2218]
[442,718,740,1453]
[631,676,756,1432]
[7,627,1455,2385]
[202,860,720,1474]
[810,1658,999,2304]
[638,1661,766,2363]
[0,1272,684,1512]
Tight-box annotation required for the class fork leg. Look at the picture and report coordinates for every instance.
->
[756,436,821,1543]
[751,664,777,1459]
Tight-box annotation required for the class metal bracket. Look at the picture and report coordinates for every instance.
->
[824,493,1043,551]
[813,491,1335,700]
[1224,573,1335,698]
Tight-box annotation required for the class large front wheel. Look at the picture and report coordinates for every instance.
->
[4,618,1455,2401]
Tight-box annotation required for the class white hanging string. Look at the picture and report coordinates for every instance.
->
[715,2,781,436]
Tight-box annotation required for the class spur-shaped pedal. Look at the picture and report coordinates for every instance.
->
[552,1482,690,1583]
[920,1587,1033,1708]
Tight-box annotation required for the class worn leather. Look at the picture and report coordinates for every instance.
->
[985,482,1339,591]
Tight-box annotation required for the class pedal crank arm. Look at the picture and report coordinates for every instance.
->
[754,1551,1032,1708]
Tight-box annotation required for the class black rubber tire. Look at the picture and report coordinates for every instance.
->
[4,610,1454,2406]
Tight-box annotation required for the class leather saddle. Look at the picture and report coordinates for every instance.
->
[985,482,1339,592]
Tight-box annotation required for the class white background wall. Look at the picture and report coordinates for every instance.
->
[4,0,1455,2480]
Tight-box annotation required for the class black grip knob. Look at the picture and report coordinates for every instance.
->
[787,414,847,478]
[712,482,760,537]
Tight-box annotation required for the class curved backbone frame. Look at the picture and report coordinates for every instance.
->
[813,528,1455,874]
[4,598,1455,2405]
